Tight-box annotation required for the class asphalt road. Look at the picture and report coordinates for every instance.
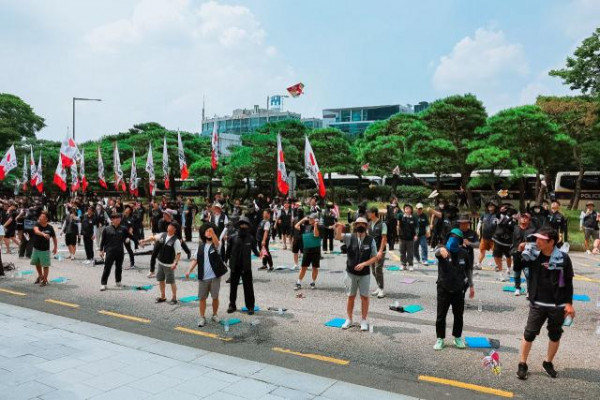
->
[1,227,599,400]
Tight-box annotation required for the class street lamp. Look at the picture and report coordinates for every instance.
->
[73,97,102,140]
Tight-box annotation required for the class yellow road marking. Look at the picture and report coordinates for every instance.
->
[418,375,513,398]
[272,347,349,366]
[574,274,600,283]
[45,299,79,308]
[174,326,233,342]
[98,310,150,324]
[0,288,27,296]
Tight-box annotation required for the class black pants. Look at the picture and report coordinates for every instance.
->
[229,268,255,310]
[387,220,397,250]
[150,244,159,273]
[182,240,191,258]
[436,285,465,339]
[184,225,192,242]
[262,240,273,268]
[101,251,124,285]
[124,241,135,266]
[18,232,28,258]
[83,235,94,260]
[321,228,334,252]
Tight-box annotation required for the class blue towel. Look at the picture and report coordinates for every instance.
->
[465,337,491,348]
[131,285,153,291]
[241,306,260,312]
[219,318,241,326]
[386,266,401,271]
[502,286,525,293]
[427,260,436,265]
[50,277,68,283]
[324,318,346,328]
[20,270,34,275]
[403,305,424,313]
[180,296,199,303]
[509,277,526,283]
[572,294,590,302]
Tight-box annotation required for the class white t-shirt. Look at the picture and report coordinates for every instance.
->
[202,243,216,281]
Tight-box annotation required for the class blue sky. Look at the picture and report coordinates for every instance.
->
[1,0,598,143]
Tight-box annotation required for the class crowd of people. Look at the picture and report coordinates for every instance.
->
[0,191,596,380]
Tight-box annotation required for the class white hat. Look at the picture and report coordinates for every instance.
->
[355,217,368,224]
[212,202,223,209]
[416,203,424,209]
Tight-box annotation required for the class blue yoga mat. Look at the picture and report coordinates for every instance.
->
[386,266,401,271]
[50,277,68,283]
[502,286,526,293]
[324,318,346,328]
[509,277,526,283]
[465,337,491,348]
[131,285,153,291]
[427,260,436,265]
[180,273,197,279]
[180,296,199,303]
[20,270,34,275]
[219,318,241,326]
[403,305,424,313]
[573,294,590,302]
[241,306,260,312]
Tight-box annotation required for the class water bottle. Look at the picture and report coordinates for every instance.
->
[596,293,600,309]
[278,307,284,315]
[369,324,374,333]
[563,315,573,327]
[224,320,230,334]
[596,320,600,335]
[250,319,260,326]
[477,299,483,313]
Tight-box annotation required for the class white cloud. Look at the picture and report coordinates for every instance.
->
[433,28,529,92]
[556,0,600,40]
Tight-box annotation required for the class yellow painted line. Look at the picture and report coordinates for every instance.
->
[98,310,150,324]
[0,288,27,296]
[45,299,79,309]
[418,375,513,398]
[174,326,233,342]
[574,274,600,283]
[272,347,349,366]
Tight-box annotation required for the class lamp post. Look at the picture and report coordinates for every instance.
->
[73,97,102,140]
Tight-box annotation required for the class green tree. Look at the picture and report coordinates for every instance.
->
[0,93,45,150]
[537,96,600,209]
[308,127,353,200]
[421,94,488,208]
[550,28,600,96]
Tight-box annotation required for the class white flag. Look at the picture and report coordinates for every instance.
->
[145,143,155,196]
[113,143,125,191]
[162,137,170,189]
[129,150,138,196]
[0,145,17,180]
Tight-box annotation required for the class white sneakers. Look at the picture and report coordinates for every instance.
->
[371,288,380,296]
[211,314,219,323]
[372,288,385,298]
[497,272,508,282]
[515,289,521,296]
[342,319,352,329]
[586,250,592,255]
[147,272,156,278]
[408,265,415,272]
[360,320,369,331]
[198,317,206,327]
[100,285,107,291]
[83,259,91,265]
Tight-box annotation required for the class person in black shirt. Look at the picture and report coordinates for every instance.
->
[397,204,417,271]
[81,206,97,264]
[320,203,337,254]
[257,209,273,271]
[277,201,293,251]
[580,201,599,254]
[121,206,137,269]
[386,198,399,251]
[150,202,162,234]
[226,216,260,314]
[547,201,568,246]
[511,213,536,295]
[99,213,131,291]
[60,208,79,260]
[2,203,20,254]
[517,227,575,380]
[30,211,58,287]
[183,198,197,242]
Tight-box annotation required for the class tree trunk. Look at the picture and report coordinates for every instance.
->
[569,166,585,210]
[356,173,363,201]
[243,176,251,201]
[435,172,441,192]
[535,172,547,205]
[328,172,334,203]
[461,172,475,211]
[518,177,526,212]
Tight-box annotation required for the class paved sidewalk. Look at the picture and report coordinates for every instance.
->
[0,302,418,400]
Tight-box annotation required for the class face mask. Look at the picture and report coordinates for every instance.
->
[446,236,460,253]
[355,226,366,233]
[239,227,248,236]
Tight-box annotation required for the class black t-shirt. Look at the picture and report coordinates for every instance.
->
[534,254,554,304]
[32,223,56,251]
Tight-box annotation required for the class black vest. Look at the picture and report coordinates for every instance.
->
[157,234,178,264]
[368,220,384,250]
[346,234,374,276]
[257,219,270,241]
[279,209,292,225]
[212,213,226,236]
[197,244,227,280]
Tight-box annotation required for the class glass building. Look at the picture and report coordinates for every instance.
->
[322,104,418,138]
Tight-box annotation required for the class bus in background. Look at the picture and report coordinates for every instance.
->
[554,171,600,209]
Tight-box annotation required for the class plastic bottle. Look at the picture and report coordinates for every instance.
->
[250,319,260,326]
[369,324,374,333]
[478,299,483,313]
[596,320,600,335]
[278,307,284,315]
[596,293,600,308]
[224,320,230,333]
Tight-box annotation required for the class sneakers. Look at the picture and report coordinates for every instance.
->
[473,263,482,270]
[542,361,558,378]
[100,285,107,291]
[83,260,91,265]
[310,282,316,289]
[147,272,156,278]
[342,319,352,329]
[291,265,298,271]
[211,314,219,323]
[514,287,521,296]
[227,305,237,314]
[115,282,122,288]
[371,288,380,296]
[586,250,592,255]
[294,283,302,291]
[155,297,167,303]
[497,272,508,282]
[408,265,414,272]
[517,362,529,380]
[377,289,385,299]
[360,320,369,331]
[258,266,268,270]
[434,338,445,351]
[420,260,427,266]
[198,317,206,327]
[454,337,466,349]
[168,299,178,305]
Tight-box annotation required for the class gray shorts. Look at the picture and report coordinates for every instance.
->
[584,228,599,242]
[156,263,175,284]
[345,272,370,297]
[198,277,221,299]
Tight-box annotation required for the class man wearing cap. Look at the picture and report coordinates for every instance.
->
[547,201,568,247]
[433,228,475,350]
[149,209,191,278]
[580,201,599,254]
[99,212,132,291]
[367,207,387,298]
[210,202,229,258]
[397,204,417,271]
[527,202,549,232]
[414,203,429,266]
[335,217,379,331]
[476,201,498,270]
[225,216,260,314]
[429,201,459,247]
[456,213,479,268]
[492,203,517,282]
[516,227,575,380]
[321,202,337,254]
[294,213,321,290]
[139,222,182,305]
[511,213,536,296]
